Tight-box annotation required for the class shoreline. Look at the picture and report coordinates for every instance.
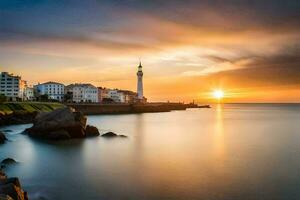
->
[66,103,210,115]
[0,102,210,127]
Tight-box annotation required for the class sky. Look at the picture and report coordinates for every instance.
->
[0,0,300,103]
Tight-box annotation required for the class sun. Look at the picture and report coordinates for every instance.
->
[213,90,224,100]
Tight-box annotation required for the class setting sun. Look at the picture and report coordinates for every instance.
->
[213,90,224,100]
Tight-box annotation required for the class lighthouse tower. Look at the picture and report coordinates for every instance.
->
[137,61,144,100]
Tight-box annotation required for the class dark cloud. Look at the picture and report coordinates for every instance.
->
[207,46,300,87]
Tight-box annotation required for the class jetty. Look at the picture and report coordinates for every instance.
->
[65,103,210,115]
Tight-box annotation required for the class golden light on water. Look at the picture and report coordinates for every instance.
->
[213,90,224,100]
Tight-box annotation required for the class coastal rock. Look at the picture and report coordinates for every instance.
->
[0,194,14,200]
[0,111,37,127]
[25,107,87,140]
[1,159,16,166]
[101,132,127,138]
[85,125,100,137]
[0,178,21,188]
[0,168,28,200]
[24,107,100,141]
[0,183,28,200]
[47,130,71,140]
[0,171,6,179]
[0,132,7,144]
[101,132,118,137]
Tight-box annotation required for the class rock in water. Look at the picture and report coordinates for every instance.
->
[85,125,100,137]
[0,178,28,200]
[0,132,7,144]
[47,130,71,140]
[1,158,17,166]
[101,132,127,138]
[24,107,101,140]
[101,132,118,137]
[0,194,14,200]
[25,107,87,139]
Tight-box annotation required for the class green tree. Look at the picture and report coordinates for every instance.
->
[0,94,6,103]
[40,94,49,102]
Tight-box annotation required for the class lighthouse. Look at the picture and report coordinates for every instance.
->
[137,61,144,101]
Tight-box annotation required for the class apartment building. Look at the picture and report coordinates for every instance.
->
[0,72,26,101]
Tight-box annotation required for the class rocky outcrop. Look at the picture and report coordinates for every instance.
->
[101,132,127,138]
[85,125,100,137]
[0,169,28,200]
[24,107,99,140]
[0,132,7,144]
[0,111,38,127]
[1,159,17,167]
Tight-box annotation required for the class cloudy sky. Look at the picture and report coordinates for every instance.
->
[0,0,300,102]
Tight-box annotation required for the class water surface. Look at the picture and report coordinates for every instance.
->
[1,104,300,200]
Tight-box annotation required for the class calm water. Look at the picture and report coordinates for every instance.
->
[1,104,300,200]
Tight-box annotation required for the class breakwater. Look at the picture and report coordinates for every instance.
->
[66,103,210,115]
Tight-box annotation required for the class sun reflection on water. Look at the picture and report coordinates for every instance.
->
[213,104,226,161]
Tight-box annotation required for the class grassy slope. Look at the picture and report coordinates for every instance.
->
[0,102,65,115]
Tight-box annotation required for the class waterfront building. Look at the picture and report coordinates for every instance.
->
[34,81,65,101]
[0,72,26,101]
[67,83,98,103]
[24,87,35,101]
[107,89,125,103]
[97,87,110,103]
[118,90,137,104]
[137,62,144,101]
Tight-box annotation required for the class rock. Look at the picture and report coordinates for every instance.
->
[0,169,28,200]
[0,178,21,188]
[0,132,7,144]
[1,159,16,166]
[25,107,87,140]
[0,170,6,179]
[0,183,28,200]
[47,130,71,140]
[85,125,100,137]
[101,132,118,137]
[0,194,14,200]
[101,132,128,138]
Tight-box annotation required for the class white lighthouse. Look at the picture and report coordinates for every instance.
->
[137,61,144,100]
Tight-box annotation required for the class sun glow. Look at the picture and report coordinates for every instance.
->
[213,90,224,100]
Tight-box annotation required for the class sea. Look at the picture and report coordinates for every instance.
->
[1,103,300,200]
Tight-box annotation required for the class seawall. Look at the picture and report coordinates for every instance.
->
[66,103,209,115]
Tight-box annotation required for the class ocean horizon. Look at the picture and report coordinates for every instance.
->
[1,103,300,200]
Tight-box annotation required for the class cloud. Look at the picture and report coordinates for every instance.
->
[1,0,300,102]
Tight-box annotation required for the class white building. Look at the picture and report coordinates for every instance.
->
[0,72,26,101]
[34,81,65,101]
[67,84,98,103]
[118,90,137,104]
[107,89,126,103]
[24,87,35,101]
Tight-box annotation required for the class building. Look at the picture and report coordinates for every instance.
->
[0,72,26,101]
[107,89,125,103]
[137,62,146,103]
[34,81,65,101]
[97,87,110,103]
[24,87,35,101]
[67,84,98,103]
[118,90,137,104]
